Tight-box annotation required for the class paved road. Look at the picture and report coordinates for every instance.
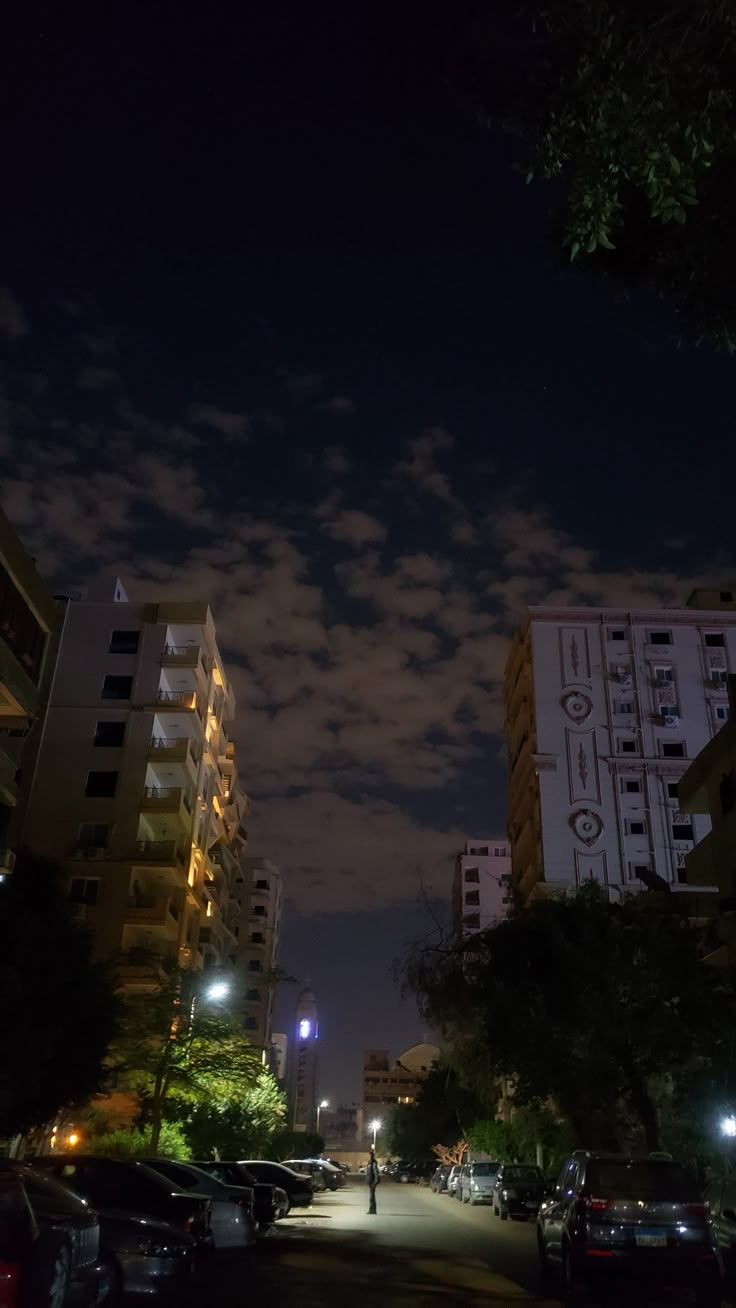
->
[186,1180,722,1307]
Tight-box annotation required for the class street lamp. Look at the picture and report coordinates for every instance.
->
[370,1117,382,1150]
[205,980,230,1002]
[316,1099,329,1133]
[721,1115,736,1138]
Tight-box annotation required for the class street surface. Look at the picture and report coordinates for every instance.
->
[183,1179,725,1307]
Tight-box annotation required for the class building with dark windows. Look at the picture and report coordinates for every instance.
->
[362,1043,440,1115]
[452,838,512,937]
[233,855,282,1050]
[287,987,319,1131]
[0,507,56,862]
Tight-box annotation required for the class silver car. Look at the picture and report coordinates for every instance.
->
[460,1160,500,1206]
[142,1159,256,1248]
[447,1165,463,1198]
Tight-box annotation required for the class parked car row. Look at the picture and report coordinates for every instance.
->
[282,1158,346,1191]
[382,1159,435,1184]
[0,1153,315,1306]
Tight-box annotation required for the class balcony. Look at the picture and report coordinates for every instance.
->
[155,690,197,710]
[125,895,180,930]
[148,735,189,763]
[162,644,202,669]
[134,839,186,866]
[141,784,189,814]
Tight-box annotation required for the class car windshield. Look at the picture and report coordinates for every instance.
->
[589,1161,693,1200]
[504,1167,541,1183]
[471,1163,498,1177]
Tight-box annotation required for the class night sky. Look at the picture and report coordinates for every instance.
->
[3,4,736,1104]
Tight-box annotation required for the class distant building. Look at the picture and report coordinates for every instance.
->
[0,507,56,862]
[362,1043,440,1114]
[319,1103,360,1151]
[233,855,282,1050]
[504,598,733,905]
[13,578,243,979]
[679,675,736,962]
[287,988,319,1131]
[452,838,512,936]
[270,1031,288,1083]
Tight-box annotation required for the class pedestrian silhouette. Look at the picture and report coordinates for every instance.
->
[367,1149,380,1214]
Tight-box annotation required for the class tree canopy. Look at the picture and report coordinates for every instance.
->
[461,1,736,348]
[406,886,736,1153]
[0,850,118,1137]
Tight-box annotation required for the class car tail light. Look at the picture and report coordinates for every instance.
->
[0,1263,20,1308]
[585,1196,610,1212]
[586,1249,615,1257]
[686,1203,708,1216]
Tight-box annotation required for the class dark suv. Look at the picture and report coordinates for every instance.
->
[493,1163,544,1220]
[537,1152,720,1305]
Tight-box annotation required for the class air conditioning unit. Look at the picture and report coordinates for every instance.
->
[616,666,632,685]
[662,714,679,728]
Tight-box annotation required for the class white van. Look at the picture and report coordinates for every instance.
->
[460,1159,500,1206]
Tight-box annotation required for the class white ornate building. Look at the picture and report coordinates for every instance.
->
[504,591,736,904]
[452,838,512,936]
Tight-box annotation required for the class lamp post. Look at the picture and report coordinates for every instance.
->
[316,1099,329,1134]
[370,1117,382,1150]
[190,977,231,1021]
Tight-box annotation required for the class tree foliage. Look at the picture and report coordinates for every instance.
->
[406,886,736,1152]
[87,1122,191,1160]
[186,1071,287,1159]
[0,851,118,1136]
[386,1062,481,1158]
[462,1,736,347]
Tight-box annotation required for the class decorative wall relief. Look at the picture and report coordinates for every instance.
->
[574,850,608,888]
[560,626,591,687]
[566,728,601,804]
[570,809,604,846]
[561,690,593,724]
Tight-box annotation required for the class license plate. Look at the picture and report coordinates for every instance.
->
[635,1232,667,1248]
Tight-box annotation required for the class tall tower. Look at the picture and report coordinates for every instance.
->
[288,987,319,1132]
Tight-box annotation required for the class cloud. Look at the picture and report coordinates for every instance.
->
[322,445,352,476]
[0,288,29,339]
[187,403,250,441]
[77,366,120,391]
[319,394,355,416]
[396,426,457,504]
[323,509,388,548]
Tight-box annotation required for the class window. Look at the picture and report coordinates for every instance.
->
[654,665,674,683]
[85,771,117,798]
[246,987,260,1001]
[469,845,488,855]
[609,629,626,641]
[705,633,725,647]
[464,913,480,929]
[661,742,686,759]
[721,592,733,602]
[255,878,269,890]
[245,1017,257,1031]
[667,782,680,800]
[672,823,694,842]
[78,822,110,848]
[248,959,262,972]
[720,773,736,817]
[251,931,264,943]
[716,705,730,722]
[623,779,642,794]
[628,821,646,836]
[493,846,506,856]
[464,890,480,906]
[254,904,266,916]
[109,630,140,654]
[630,863,651,882]
[618,701,634,714]
[464,867,480,883]
[619,739,638,754]
[69,878,99,905]
[648,631,672,645]
[102,675,132,700]
[711,669,729,688]
[93,720,125,747]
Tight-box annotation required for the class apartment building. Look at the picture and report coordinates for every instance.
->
[233,854,283,1048]
[504,592,735,905]
[287,987,319,1131]
[15,577,241,978]
[452,838,512,936]
[0,507,56,860]
[362,1043,440,1111]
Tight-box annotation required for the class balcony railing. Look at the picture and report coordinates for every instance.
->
[150,736,184,751]
[135,840,185,864]
[143,785,178,800]
[157,690,197,708]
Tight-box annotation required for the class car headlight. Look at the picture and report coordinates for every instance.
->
[137,1237,190,1258]
[503,1189,518,1200]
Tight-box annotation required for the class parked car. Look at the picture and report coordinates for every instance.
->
[460,1160,500,1206]
[192,1161,288,1227]
[430,1165,450,1194]
[1,1165,103,1308]
[706,1176,736,1297]
[283,1161,326,1192]
[537,1152,720,1306]
[307,1159,345,1190]
[32,1157,213,1255]
[492,1164,545,1220]
[141,1160,256,1248]
[394,1160,435,1185]
[447,1165,462,1198]
[234,1162,313,1210]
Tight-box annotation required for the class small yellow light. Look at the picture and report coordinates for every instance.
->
[68,1131,80,1147]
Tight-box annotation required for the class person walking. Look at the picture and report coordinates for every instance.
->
[367,1149,380,1214]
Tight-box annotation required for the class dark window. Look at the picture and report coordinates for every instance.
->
[624,780,641,794]
[721,592,733,603]
[85,771,117,798]
[620,739,637,754]
[0,562,47,683]
[649,631,672,645]
[721,773,736,817]
[248,959,262,972]
[705,633,726,647]
[588,1161,692,1200]
[677,866,689,884]
[94,720,125,747]
[254,905,266,916]
[102,675,132,700]
[464,912,480,929]
[464,867,480,883]
[69,878,99,905]
[246,987,260,1001]
[255,878,269,890]
[632,864,651,881]
[662,742,686,758]
[610,629,626,641]
[464,890,480,906]
[629,821,646,836]
[78,822,110,848]
[673,823,694,842]
[109,630,140,654]
[667,782,679,800]
[198,927,211,943]
[251,931,264,943]
[245,1017,257,1031]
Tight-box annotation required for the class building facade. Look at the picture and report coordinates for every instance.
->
[15,578,241,978]
[233,855,283,1049]
[0,507,56,861]
[452,838,512,937]
[505,595,734,905]
[362,1043,440,1113]
[287,988,319,1131]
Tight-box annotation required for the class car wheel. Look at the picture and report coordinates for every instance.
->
[96,1254,122,1307]
[399,1174,409,1184]
[492,1202,498,1217]
[46,1242,71,1308]
[537,1230,552,1286]
[561,1242,584,1303]
[25,1233,71,1308]
[500,1204,508,1220]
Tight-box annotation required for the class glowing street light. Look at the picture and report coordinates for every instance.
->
[316,1099,329,1133]
[370,1117,382,1149]
[205,980,230,1002]
[721,1115,736,1138]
